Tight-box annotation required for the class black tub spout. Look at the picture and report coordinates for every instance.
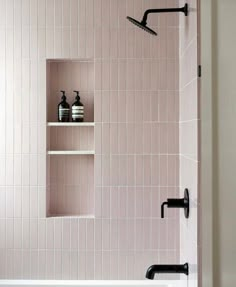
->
[146,263,189,279]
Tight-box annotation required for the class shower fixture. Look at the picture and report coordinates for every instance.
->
[161,188,190,218]
[127,3,188,36]
[146,263,189,279]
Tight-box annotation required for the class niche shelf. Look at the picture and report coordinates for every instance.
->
[47,151,95,155]
[46,59,95,218]
[47,122,95,127]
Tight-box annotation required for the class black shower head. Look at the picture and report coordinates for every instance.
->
[127,4,188,36]
[126,16,157,36]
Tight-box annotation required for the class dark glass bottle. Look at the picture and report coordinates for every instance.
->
[72,91,84,122]
[58,90,70,122]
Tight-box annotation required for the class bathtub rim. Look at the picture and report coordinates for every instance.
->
[0,280,184,287]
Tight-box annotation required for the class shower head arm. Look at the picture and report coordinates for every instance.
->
[141,4,188,25]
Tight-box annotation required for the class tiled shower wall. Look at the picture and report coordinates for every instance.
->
[179,0,199,286]
[0,0,180,279]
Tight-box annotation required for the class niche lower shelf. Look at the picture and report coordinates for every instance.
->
[47,214,95,219]
[47,150,95,155]
[47,122,95,127]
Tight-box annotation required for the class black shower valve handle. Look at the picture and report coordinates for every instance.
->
[161,189,189,218]
[167,198,186,208]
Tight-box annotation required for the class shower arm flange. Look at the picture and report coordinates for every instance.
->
[141,4,188,25]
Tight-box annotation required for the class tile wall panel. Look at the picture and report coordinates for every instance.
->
[0,0,180,279]
[179,0,199,286]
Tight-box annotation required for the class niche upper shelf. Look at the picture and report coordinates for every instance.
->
[46,58,94,123]
[47,122,95,127]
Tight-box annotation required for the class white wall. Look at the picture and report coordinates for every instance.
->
[179,0,198,286]
[201,0,236,286]
[212,0,236,286]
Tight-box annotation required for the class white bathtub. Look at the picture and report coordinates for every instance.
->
[0,280,186,287]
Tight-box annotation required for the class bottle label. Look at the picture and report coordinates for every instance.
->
[72,106,84,119]
[59,108,70,120]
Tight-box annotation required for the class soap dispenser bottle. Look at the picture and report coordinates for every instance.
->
[72,91,84,122]
[58,90,70,122]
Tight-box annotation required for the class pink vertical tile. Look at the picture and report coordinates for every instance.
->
[135,156,143,186]
[30,154,38,185]
[94,251,102,279]
[102,187,110,218]
[151,155,160,186]
[102,155,110,186]
[95,187,102,218]
[118,124,127,154]
[110,219,118,249]
[6,186,13,218]
[86,27,94,58]
[135,124,143,154]
[135,219,143,250]
[78,28,86,58]
[126,60,135,90]
[135,91,143,123]
[126,91,135,122]
[119,156,127,186]
[30,219,38,249]
[151,123,160,154]
[102,123,110,154]
[22,250,30,279]
[102,62,110,90]
[86,219,94,250]
[54,218,62,249]
[102,28,110,59]
[30,187,38,218]
[118,61,126,90]
[94,155,102,186]
[62,218,70,249]
[102,251,111,279]
[118,219,127,250]
[110,187,118,218]
[143,218,151,249]
[46,250,55,279]
[38,219,46,249]
[38,250,46,279]
[22,219,30,249]
[102,219,110,250]
[160,123,168,154]
[71,219,78,249]
[118,29,126,59]
[6,249,14,278]
[13,249,22,279]
[62,250,70,279]
[110,124,118,154]
[135,187,143,218]
[0,187,6,219]
[31,250,39,279]
[126,219,135,250]
[118,187,127,218]
[135,60,143,90]
[127,187,135,218]
[0,219,6,249]
[6,155,13,186]
[160,155,168,186]
[143,156,151,186]
[95,219,102,251]
[95,28,102,58]
[102,91,110,122]
[78,220,86,251]
[143,123,151,154]
[5,218,14,249]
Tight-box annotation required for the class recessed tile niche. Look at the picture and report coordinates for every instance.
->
[46,59,94,217]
